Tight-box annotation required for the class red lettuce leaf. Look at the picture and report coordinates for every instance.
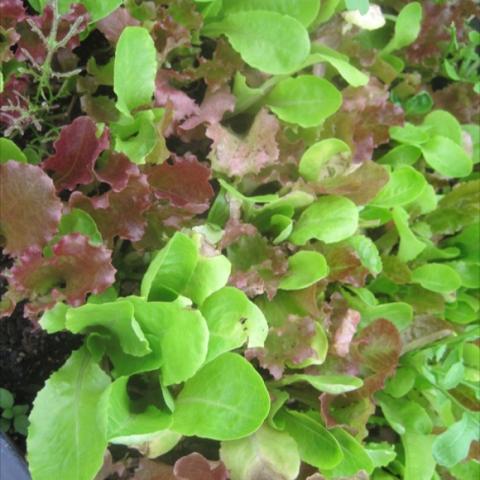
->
[174,453,228,480]
[152,3,202,60]
[96,7,140,44]
[154,70,200,125]
[351,319,402,396]
[207,108,280,177]
[69,171,151,244]
[95,152,138,193]
[8,233,115,314]
[0,161,62,256]
[247,315,319,380]
[332,309,361,358]
[43,116,109,191]
[320,393,375,439]
[146,154,214,215]
[180,87,235,131]
[16,4,89,64]
[0,0,26,29]
[227,233,288,299]
[193,38,243,91]
[325,79,404,162]
[322,243,369,288]
[314,161,389,206]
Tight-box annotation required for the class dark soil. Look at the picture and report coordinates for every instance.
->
[0,252,82,452]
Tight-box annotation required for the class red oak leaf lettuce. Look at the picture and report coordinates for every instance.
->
[207,108,280,177]
[0,161,62,256]
[325,79,404,162]
[174,453,228,480]
[96,7,140,44]
[0,0,26,29]
[8,233,115,315]
[147,154,214,215]
[69,171,151,245]
[247,315,319,380]
[43,116,110,192]
[95,152,139,193]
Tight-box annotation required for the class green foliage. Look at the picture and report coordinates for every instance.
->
[114,27,157,116]
[4,0,479,478]
[27,348,111,480]
[203,11,310,74]
[266,75,342,127]
[290,195,359,245]
[382,2,422,55]
[0,388,29,436]
[172,353,270,440]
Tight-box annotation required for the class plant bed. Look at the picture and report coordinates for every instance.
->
[0,1,479,480]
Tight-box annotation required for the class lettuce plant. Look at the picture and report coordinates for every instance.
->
[0,0,479,479]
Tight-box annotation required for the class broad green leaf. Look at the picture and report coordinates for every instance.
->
[322,427,374,477]
[182,254,231,306]
[316,0,341,24]
[27,348,110,480]
[402,433,436,480]
[411,263,462,293]
[392,207,426,262]
[382,2,422,54]
[348,235,382,275]
[365,442,397,470]
[277,409,343,469]
[100,377,171,443]
[450,461,480,480]
[251,191,315,226]
[141,233,199,301]
[371,166,426,208]
[433,413,480,467]
[389,123,432,146]
[201,287,268,362]
[57,209,102,246]
[66,301,151,357]
[113,110,163,164]
[272,374,363,394]
[114,27,157,116]
[290,195,359,245]
[0,138,27,164]
[220,0,321,27]
[378,144,422,167]
[0,388,14,409]
[360,302,413,331]
[299,138,351,182]
[128,298,209,385]
[383,367,416,398]
[377,392,432,435]
[266,75,342,127]
[173,353,270,440]
[279,251,329,290]
[203,11,310,74]
[40,302,69,333]
[403,91,434,116]
[220,424,301,480]
[421,135,473,178]
[424,110,463,145]
[306,45,369,86]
